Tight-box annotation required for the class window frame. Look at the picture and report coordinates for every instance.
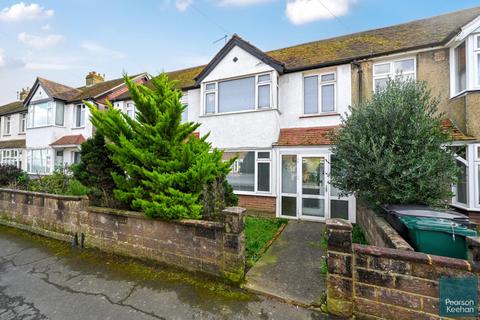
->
[125,102,136,119]
[474,34,480,87]
[19,113,26,133]
[27,101,63,129]
[225,150,273,195]
[27,149,51,174]
[0,149,22,169]
[372,57,416,92]
[452,41,467,96]
[74,104,86,128]
[302,72,337,115]
[202,72,273,115]
[4,115,11,135]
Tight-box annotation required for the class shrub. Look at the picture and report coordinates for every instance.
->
[88,73,234,220]
[72,132,124,207]
[0,164,23,187]
[28,170,89,196]
[330,79,458,207]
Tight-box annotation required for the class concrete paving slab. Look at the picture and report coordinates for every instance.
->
[244,221,327,308]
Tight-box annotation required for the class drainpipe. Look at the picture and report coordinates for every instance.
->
[352,62,363,105]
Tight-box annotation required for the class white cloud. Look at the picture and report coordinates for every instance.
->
[175,0,193,11]
[218,0,274,6]
[81,41,126,59]
[18,32,64,49]
[286,0,355,25]
[0,2,54,22]
[0,49,5,67]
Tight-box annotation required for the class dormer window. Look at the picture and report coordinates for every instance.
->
[203,72,272,115]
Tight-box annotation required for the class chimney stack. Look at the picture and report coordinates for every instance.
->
[85,71,104,86]
[19,87,29,101]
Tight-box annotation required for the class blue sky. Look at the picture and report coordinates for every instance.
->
[0,0,479,104]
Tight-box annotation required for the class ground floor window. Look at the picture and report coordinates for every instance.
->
[223,150,271,194]
[27,149,51,174]
[450,143,480,210]
[0,149,23,169]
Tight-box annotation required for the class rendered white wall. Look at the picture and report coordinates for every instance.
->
[0,113,26,141]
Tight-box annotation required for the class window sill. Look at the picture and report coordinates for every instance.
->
[3,134,11,137]
[71,126,85,130]
[449,89,480,100]
[18,132,26,135]
[299,112,340,119]
[234,191,276,197]
[200,108,278,118]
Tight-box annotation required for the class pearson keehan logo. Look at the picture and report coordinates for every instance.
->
[439,277,478,317]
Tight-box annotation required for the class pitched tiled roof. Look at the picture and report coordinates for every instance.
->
[0,139,26,149]
[441,119,476,141]
[50,134,86,147]
[276,126,339,146]
[38,78,82,101]
[159,7,480,90]
[0,101,26,116]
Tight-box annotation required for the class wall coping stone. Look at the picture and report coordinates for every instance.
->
[0,188,88,201]
[88,206,225,230]
[326,218,353,231]
[354,244,476,272]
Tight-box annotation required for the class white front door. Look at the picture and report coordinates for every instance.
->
[279,153,329,221]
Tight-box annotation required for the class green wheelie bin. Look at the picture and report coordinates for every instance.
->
[398,216,477,260]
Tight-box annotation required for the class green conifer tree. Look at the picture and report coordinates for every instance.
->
[87,74,233,219]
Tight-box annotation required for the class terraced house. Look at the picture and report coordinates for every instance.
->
[0,72,148,174]
[2,7,480,221]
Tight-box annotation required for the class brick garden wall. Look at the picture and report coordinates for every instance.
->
[326,219,480,319]
[356,202,413,251]
[238,195,276,215]
[0,188,245,282]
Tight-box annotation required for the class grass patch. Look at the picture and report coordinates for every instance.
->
[245,216,288,268]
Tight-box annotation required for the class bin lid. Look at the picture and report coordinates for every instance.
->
[398,216,477,237]
[384,204,469,221]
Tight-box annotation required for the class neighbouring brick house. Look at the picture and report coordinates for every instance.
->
[2,7,480,222]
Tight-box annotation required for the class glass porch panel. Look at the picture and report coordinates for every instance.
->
[302,198,325,217]
[330,199,349,219]
[282,155,297,193]
[281,196,297,216]
[302,157,325,195]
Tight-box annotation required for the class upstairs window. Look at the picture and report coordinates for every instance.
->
[454,42,467,94]
[4,116,11,135]
[203,73,272,115]
[126,103,136,119]
[27,101,63,128]
[373,58,415,90]
[474,35,480,87]
[74,104,85,128]
[304,73,336,114]
[20,113,26,133]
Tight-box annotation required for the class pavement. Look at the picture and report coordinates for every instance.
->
[0,224,331,320]
[244,221,327,307]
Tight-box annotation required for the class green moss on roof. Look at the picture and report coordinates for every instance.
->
[0,101,26,116]
[167,66,206,89]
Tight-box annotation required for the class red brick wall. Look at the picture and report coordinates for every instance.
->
[238,195,276,214]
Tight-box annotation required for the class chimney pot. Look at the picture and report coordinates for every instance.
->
[19,87,30,101]
[86,71,104,86]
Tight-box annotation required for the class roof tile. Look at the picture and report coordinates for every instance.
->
[50,135,86,147]
[276,126,339,146]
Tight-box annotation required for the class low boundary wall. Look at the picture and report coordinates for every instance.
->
[0,188,245,282]
[326,218,480,319]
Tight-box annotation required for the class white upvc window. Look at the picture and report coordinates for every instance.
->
[0,149,22,169]
[180,93,188,123]
[27,101,63,128]
[74,104,85,128]
[474,34,480,87]
[303,72,336,115]
[72,151,81,164]
[27,149,51,174]
[453,41,467,95]
[203,72,272,115]
[373,57,416,91]
[19,113,26,133]
[125,102,136,119]
[224,150,272,194]
[4,116,11,135]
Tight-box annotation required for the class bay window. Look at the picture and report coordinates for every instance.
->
[454,42,467,94]
[27,149,51,174]
[450,34,480,96]
[373,57,416,91]
[475,35,480,87]
[203,73,272,114]
[224,150,271,193]
[0,149,22,168]
[303,72,336,114]
[27,101,64,128]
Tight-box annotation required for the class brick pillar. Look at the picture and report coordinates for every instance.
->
[222,207,246,283]
[467,236,480,265]
[326,218,354,318]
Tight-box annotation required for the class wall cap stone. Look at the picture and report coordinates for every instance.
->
[326,218,353,231]
[0,188,88,201]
